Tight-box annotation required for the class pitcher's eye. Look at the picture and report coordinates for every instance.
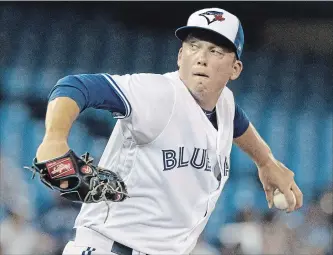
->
[211,49,223,56]
[190,43,199,49]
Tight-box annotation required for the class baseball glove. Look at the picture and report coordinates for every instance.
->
[24,150,129,203]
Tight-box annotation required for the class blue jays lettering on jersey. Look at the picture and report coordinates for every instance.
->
[49,74,249,137]
[162,147,210,171]
[161,147,229,180]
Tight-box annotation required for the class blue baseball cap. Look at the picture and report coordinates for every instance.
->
[175,8,244,59]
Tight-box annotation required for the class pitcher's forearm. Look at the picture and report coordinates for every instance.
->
[233,123,274,168]
[36,97,80,162]
[43,97,80,140]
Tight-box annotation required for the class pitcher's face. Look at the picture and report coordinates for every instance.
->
[178,34,242,99]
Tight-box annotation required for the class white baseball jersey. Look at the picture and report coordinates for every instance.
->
[73,71,235,254]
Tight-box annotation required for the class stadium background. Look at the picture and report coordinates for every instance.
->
[0,2,332,254]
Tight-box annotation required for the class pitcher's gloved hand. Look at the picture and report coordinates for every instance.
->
[25,150,129,203]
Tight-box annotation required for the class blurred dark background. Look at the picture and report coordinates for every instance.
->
[0,2,332,255]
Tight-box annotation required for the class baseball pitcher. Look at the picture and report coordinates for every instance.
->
[29,7,303,255]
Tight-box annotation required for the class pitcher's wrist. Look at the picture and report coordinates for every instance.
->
[256,153,275,169]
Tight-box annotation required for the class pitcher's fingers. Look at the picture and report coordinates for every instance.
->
[60,180,69,189]
[291,182,303,209]
[282,188,296,213]
[265,187,274,209]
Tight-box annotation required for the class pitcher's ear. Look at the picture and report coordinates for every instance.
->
[230,59,243,80]
[177,47,183,68]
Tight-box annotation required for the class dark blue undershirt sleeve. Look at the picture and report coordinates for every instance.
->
[233,103,250,138]
[48,74,127,116]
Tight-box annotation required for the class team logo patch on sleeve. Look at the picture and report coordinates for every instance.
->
[199,11,225,25]
[46,158,75,179]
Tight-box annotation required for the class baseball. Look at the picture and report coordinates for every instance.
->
[273,189,296,210]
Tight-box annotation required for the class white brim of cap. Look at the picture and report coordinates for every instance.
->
[175,26,238,58]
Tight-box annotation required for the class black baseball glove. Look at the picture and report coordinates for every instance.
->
[24,150,129,203]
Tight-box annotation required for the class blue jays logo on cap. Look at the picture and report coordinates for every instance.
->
[199,11,225,25]
[175,8,245,59]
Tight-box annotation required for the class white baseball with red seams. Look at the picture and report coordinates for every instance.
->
[273,189,296,210]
